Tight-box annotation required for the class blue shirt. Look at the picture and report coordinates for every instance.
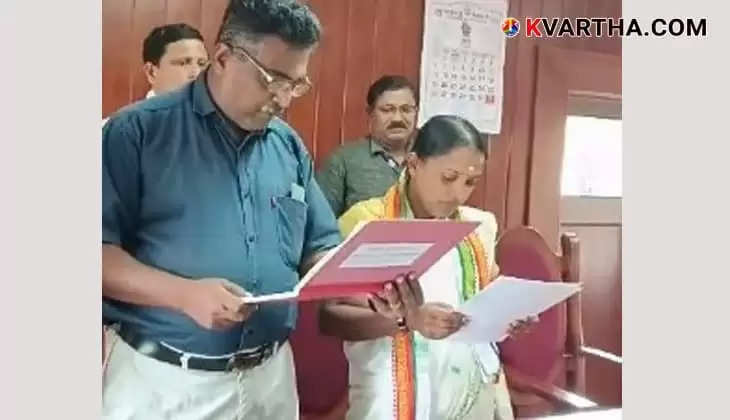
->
[102,74,341,355]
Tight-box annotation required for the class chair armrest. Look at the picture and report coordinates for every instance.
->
[504,365,598,410]
[580,346,622,365]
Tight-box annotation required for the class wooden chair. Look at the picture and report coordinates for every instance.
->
[496,226,621,418]
[290,301,349,420]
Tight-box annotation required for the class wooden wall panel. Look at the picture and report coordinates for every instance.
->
[167,0,202,29]
[102,0,134,117]
[285,43,321,155]
[307,0,349,162]
[401,2,425,92]
[339,0,378,142]
[373,0,407,78]
[504,0,541,229]
[130,0,166,101]
[200,0,228,53]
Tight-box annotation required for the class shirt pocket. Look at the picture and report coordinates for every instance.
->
[272,195,308,269]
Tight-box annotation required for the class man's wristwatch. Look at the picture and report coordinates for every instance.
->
[396,317,409,331]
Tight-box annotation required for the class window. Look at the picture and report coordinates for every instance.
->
[560,98,622,197]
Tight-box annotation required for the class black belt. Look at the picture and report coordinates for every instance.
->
[118,328,287,372]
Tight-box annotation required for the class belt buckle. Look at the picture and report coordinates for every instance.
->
[227,352,258,371]
[227,342,276,371]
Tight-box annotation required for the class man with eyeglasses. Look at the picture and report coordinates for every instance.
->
[101,1,340,418]
[316,75,420,217]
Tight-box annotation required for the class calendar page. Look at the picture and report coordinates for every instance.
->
[418,0,508,134]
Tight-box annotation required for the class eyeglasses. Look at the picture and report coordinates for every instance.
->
[376,104,418,116]
[226,43,312,98]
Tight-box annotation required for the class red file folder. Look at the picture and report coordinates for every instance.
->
[242,219,479,303]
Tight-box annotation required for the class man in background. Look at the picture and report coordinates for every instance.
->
[141,22,209,97]
[101,23,208,124]
[316,75,419,217]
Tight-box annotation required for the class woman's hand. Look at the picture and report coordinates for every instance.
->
[506,315,539,338]
[406,302,469,340]
[366,273,424,321]
[366,273,469,339]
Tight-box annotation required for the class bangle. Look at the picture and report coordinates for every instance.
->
[396,317,409,331]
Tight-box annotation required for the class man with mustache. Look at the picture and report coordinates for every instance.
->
[101,1,341,418]
[316,75,419,217]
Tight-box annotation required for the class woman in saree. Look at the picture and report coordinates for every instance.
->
[319,115,535,420]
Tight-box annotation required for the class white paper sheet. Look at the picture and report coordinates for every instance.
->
[447,276,582,344]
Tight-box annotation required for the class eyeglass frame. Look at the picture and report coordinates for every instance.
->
[372,104,419,116]
[225,42,312,98]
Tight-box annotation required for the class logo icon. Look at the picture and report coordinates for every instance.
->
[502,17,520,37]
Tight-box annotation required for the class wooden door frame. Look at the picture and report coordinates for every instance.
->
[527,46,621,250]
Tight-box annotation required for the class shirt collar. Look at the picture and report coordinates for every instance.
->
[369,137,409,173]
[369,137,387,156]
[369,136,413,157]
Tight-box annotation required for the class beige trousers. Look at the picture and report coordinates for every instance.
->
[102,329,299,420]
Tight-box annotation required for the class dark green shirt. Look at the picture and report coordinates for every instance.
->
[316,137,404,217]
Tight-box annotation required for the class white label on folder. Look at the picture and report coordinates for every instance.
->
[339,243,433,268]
